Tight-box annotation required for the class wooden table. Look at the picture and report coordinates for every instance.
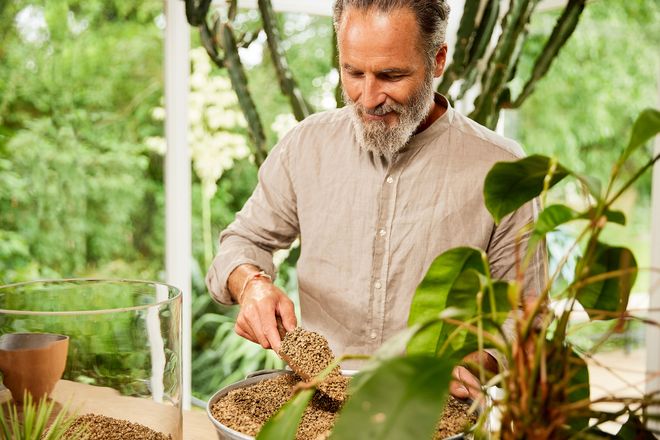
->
[49,380,217,440]
[184,406,217,440]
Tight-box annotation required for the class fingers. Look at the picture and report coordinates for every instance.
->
[234,282,292,351]
[277,297,297,332]
[259,304,282,352]
[234,321,255,343]
[450,366,483,402]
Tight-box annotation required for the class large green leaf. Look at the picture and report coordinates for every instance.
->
[350,323,426,395]
[575,242,637,319]
[567,348,590,431]
[620,108,660,164]
[435,273,511,357]
[256,388,315,440]
[528,205,626,255]
[527,204,582,262]
[484,155,570,224]
[407,247,486,354]
[330,356,454,440]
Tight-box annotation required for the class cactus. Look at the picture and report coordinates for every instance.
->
[258,0,314,121]
[221,22,269,165]
[470,0,540,128]
[507,0,587,109]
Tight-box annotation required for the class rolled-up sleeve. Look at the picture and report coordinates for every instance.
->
[206,135,300,305]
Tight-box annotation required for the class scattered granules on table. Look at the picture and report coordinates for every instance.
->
[63,414,172,440]
[279,327,340,380]
[435,396,479,439]
[211,373,475,440]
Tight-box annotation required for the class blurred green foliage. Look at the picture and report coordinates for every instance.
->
[516,0,660,195]
[0,0,164,280]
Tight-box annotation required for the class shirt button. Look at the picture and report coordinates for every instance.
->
[374,280,382,289]
[370,331,377,339]
[378,229,386,237]
[386,176,394,184]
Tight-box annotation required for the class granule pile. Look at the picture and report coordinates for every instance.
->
[210,373,346,440]
[64,414,172,440]
[279,327,340,380]
[435,396,479,439]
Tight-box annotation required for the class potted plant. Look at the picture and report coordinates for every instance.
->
[252,107,660,439]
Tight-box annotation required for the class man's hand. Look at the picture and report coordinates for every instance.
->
[449,351,499,401]
[450,365,482,401]
[229,265,297,351]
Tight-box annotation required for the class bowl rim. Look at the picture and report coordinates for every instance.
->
[0,278,182,316]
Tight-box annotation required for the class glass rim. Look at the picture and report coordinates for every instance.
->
[0,278,182,316]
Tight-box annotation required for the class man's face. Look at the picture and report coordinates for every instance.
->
[337,6,442,158]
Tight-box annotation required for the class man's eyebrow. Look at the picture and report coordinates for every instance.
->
[377,68,411,75]
[342,64,411,75]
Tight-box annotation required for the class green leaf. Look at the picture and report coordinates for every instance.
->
[407,247,485,354]
[567,348,590,431]
[575,242,637,319]
[621,108,660,163]
[436,277,512,357]
[616,414,656,439]
[256,388,315,440]
[582,208,626,226]
[529,205,626,255]
[484,155,570,224]
[534,204,580,236]
[331,356,454,440]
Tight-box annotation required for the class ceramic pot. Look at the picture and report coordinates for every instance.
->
[0,332,69,402]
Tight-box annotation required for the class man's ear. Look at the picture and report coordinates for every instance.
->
[434,43,448,78]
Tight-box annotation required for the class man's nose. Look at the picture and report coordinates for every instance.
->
[360,76,385,110]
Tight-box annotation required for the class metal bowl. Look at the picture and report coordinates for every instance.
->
[206,369,480,440]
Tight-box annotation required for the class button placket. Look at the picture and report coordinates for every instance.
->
[368,167,399,346]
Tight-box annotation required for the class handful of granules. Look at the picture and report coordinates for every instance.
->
[278,327,348,401]
[279,327,340,379]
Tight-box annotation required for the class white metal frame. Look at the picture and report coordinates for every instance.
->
[165,0,191,410]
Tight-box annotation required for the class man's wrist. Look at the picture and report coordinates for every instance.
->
[237,270,272,303]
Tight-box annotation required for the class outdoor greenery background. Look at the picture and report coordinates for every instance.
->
[0,0,658,400]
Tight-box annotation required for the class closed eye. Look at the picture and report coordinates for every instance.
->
[380,73,406,81]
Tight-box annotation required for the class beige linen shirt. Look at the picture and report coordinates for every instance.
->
[207,95,545,363]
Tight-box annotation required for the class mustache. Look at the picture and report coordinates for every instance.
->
[357,102,405,117]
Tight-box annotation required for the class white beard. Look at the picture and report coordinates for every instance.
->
[344,71,434,161]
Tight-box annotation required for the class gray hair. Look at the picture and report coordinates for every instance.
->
[333,0,451,69]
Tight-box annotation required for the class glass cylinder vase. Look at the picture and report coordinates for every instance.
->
[0,279,182,439]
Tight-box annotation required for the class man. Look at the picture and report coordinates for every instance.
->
[206,0,545,400]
